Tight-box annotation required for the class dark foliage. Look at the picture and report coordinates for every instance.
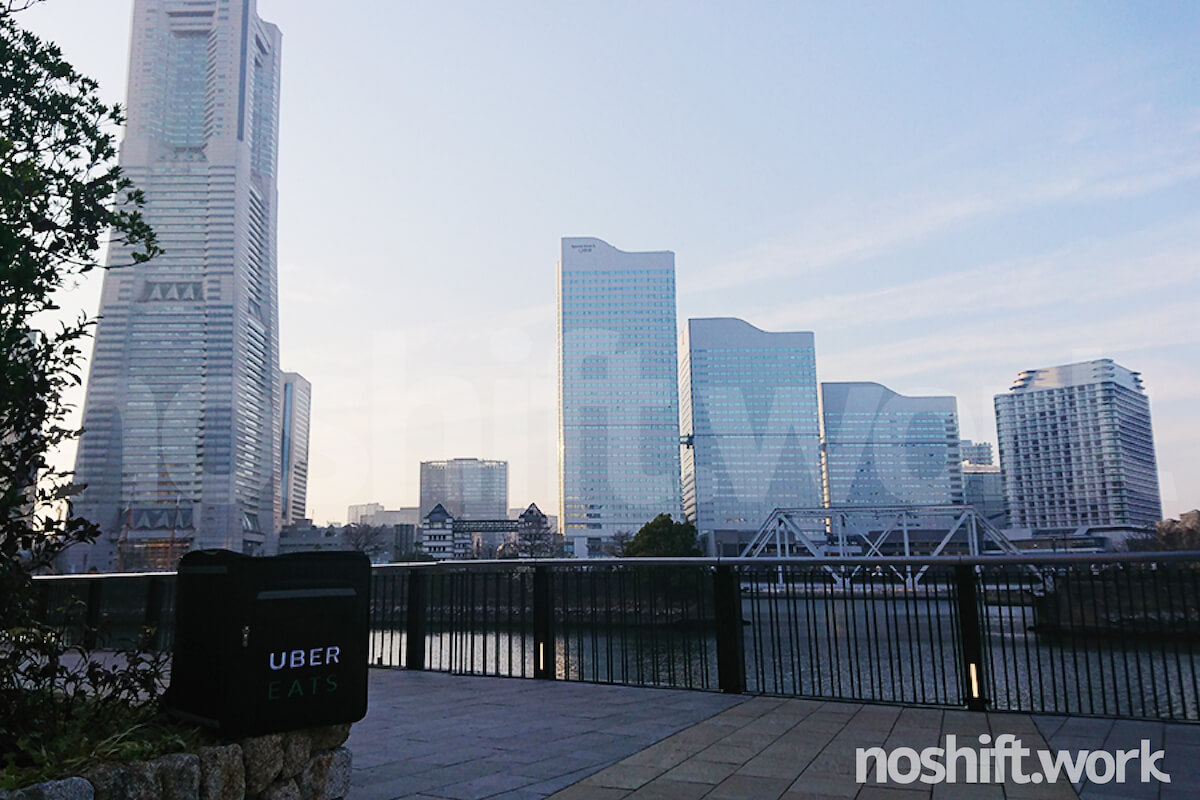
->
[625,514,701,558]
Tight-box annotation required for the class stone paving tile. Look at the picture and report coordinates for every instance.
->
[692,742,763,765]
[705,773,793,799]
[352,669,1198,800]
[626,777,712,799]
[660,757,739,785]
[737,753,812,780]
[544,784,628,800]
[787,774,859,798]
[856,787,931,800]
[581,763,664,791]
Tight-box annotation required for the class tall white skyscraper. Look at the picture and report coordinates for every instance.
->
[995,359,1161,533]
[680,318,822,556]
[280,372,311,527]
[558,237,682,558]
[821,383,964,508]
[68,0,282,571]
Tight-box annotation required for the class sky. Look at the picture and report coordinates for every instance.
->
[20,0,1200,524]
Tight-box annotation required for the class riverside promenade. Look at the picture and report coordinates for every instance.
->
[347,670,1197,800]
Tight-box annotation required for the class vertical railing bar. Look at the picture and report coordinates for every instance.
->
[587,568,597,682]
[884,573,899,702]
[686,568,696,690]
[1083,568,1099,715]
[1138,566,1160,718]
[1113,566,1135,717]
[1164,562,1184,720]
[1189,567,1200,719]
[1019,571,1034,713]
[826,569,840,700]
[804,568,818,697]
[913,575,929,705]
[869,576,883,701]
[624,568,633,681]
[902,572,919,705]
[846,573,860,700]
[771,568,785,693]
[782,565,797,695]
[604,566,614,684]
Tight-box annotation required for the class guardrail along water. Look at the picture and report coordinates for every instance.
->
[33,553,1200,722]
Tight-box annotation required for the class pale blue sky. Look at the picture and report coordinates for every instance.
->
[25,1,1200,523]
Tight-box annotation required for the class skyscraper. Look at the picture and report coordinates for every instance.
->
[995,359,1161,533]
[558,237,682,558]
[280,372,311,527]
[821,383,964,507]
[419,458,508,520]
[681,318,822,556]
[68,0,282,571]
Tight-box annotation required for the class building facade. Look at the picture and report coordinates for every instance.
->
[68,0,282,571]
[681,318,823,556]
[963,464,1008,528]
[821,383,964,507]
[995,359,1161,534]
[280,372,311,528]
[419,458,508,520]
[960,440,994,466]
[558,237,682,558]
[346,503,384,526]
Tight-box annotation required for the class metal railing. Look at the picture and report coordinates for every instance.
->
[31,552,1200,721]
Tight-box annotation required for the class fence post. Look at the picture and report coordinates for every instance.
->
[713,565,745,694]
[405,570,427,671]
[83,578,102,650]
[142,576,163,650]
[533,566,554,680]
[953,564,988,711]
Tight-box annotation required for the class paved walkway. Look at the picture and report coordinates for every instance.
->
[349,670,1198,800]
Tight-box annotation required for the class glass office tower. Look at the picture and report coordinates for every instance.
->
[681,318,822,556]
[419,458,508,520]
[68,0,282,571]
[821,383,964,507]
[558,237,682,558]
[995,359,1161,532]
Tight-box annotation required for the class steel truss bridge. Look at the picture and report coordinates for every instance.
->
[740,505,1031,589]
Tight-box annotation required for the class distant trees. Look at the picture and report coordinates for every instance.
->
[1126,510,1200,552]
[625,514,700,558]
[602,530,633,558]
[341,524,390,561]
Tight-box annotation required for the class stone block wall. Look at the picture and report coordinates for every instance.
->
[2,725,352,800]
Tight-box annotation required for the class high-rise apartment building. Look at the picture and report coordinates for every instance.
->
[280,372,311,527]
[821,383,964,507]
[67,0,282,571]
[558,237,682,558]
[995,359,1161,533]
[681,318,822,556]
[419,458,508,520]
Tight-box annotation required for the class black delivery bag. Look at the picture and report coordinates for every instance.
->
[164,549,370,737]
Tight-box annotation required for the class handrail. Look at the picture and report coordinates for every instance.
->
[30,549,1200,580]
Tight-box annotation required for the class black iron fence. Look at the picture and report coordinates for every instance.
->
[31,553,1200,721]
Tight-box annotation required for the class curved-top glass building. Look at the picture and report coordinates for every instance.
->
[681,318,822,556]
[558,237,682,558]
